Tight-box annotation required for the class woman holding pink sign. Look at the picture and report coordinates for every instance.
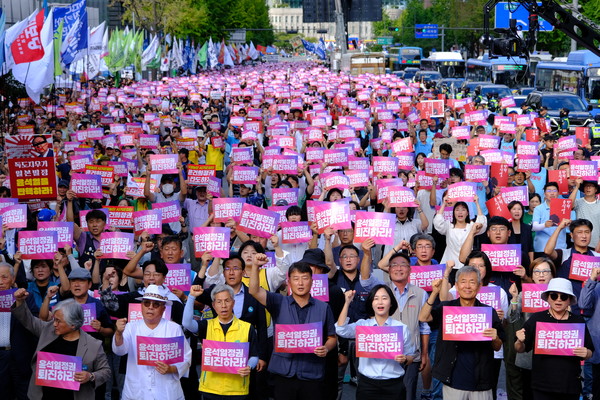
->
[335,284,415,400]
[515,277,594,400]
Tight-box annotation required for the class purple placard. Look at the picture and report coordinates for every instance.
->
[137,336,185,365]
[446,182,477,202]
[465,165,489,183]
[0,289,16,311]
[323,149,349,167]
[442,306,492,341]
[272,155,298,175]
[570,160,598,181]
[476,286,501,310]
[409,265,445,292]
[100,232,134,259]
[133,209,163,235]
[356,325,404,359]
[373,156,399,176]
[152,201,181,223]
[354,211,396,245]
[516,155,541,173]
[345,170,370,188]
[232,147,254,165]
[81,303,97,333]
[193,227,230,258]
[19,231,58,260]
[535,322,585,356]
[36,352,81,390]
[281,221,312,244]
[2,204,27,229]
[202,340,250,374]
[569,253,600,282]
[320,172,350,191]
[309,274,329,301]
[207,177,221,198]
[275,322,323,353]
[314,202,351,234]
[500,186,529,207]
[237,204,280,238]
[213,198,246,223]
[149,154,178,174]
[70,173,103,199]
[165,263,192,291]
[272,188,299,206]
[521,283,549,313]
[424,158,450,178]
[451,125,471,140]
[232,166,259,184]
[482,244,522,272]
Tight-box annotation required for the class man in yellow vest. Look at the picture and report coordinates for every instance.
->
[183,284,258,399]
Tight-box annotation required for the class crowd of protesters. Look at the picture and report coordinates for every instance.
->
[0,61,599,400]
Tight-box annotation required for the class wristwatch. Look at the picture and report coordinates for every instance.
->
[89,372,96,383]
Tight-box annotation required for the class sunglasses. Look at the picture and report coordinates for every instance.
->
[142,300,164,309]
[548,292,570,302]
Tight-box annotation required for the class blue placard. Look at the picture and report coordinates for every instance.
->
[415,24,438,39]
[495,2,553,31]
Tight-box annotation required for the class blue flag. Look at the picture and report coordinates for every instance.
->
[54,0,87,67]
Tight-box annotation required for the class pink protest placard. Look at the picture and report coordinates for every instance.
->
[165,263,192,291]
[570,160,598,180]
[376,178,404,203]
[70,155,92,172]
[272,155,298,175]
[70,173,103,199]
[0,289,16,311]
[281,222,312,244]
[273,188,299,206]
[149,154,179,174]
[320,172,350,191]
[451,126,471,140]
[391,137,414,154]
[500,186,529,207]
[476,286,501,310]
[193,227,230,258]
[354,211,396,245]
[275,322,323,353]
[81,303,97,333]
[19,231,58,260]
[207,176,221,198]
[534,322,585,356]
[105,206,134,229]
[323,149,349,167]
[424,158,450,178]
[348,156,370,171]
[100,232,134,259]
[373,156,399,176]
[517,141,539,156]
[36,351,81,390]
[387,186,418,207]
[521,283,549,313]
[478,134,501,150]
[202,340,249,374]
[152,201,181,223]
[314,202,351,234]
[410,265,445,292]
[232,147,254,165]
[187,165,216,186]
[213,198,246,223]
[306,200,328,222]
[237,204,280,238]
[128,303,172,322]
[2,204,28,228]
[465,165,489,183]
[355,326,404,359]
[133,209,163,235]
[569,253,600,282]
[442,306,492,341]
[345,170,370,188]
[482,244,522,272]
[137,336,185,365]
[447,182,477,202]
[309,274,329,301]
[516,155,541,173]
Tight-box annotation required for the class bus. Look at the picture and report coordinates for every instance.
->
[387,46,423,71]
[420,51,465,78]
[534,50,600,116]
[340,52,386,76]
[465,55,529,87]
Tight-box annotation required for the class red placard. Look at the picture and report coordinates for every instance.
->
[9,157,57,200]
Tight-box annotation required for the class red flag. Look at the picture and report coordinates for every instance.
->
[218,39,225,65]
[256,45,267,54]
[11,10,45,64]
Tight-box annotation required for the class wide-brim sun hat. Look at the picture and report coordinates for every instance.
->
[540,277,577,305]
[136,284,173,306]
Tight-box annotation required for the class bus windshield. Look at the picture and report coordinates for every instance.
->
[401,48,421,60]
[588,68,600,103]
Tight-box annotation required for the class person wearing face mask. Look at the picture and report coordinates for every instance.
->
[143,163,187,233]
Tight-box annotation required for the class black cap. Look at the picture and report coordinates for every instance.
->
[298,248,330,273]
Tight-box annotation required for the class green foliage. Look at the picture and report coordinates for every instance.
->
[118,0,274,45]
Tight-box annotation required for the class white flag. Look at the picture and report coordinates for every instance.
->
[141,35,158,70]
[88,22,105,55]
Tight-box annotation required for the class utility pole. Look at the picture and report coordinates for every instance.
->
[571,0,578,52]
[334,0,346,54]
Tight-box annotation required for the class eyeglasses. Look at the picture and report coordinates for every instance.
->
[340,255,358,259]
[224,267,242,272]
[142,300,164,308]
[545,189,558,193]
[533,269,551,275]
[548,292,570,302]
[415,244,433,250]
[489,227,508,232]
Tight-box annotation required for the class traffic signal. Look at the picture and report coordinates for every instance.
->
[388,27,399,32]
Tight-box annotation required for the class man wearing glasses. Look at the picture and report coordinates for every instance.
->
[532,182,569,254]
[31,136,53,158]
[113,284,192,400]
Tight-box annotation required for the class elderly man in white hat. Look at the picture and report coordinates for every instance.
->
[113,285,192,400]
[515,278,594,400]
